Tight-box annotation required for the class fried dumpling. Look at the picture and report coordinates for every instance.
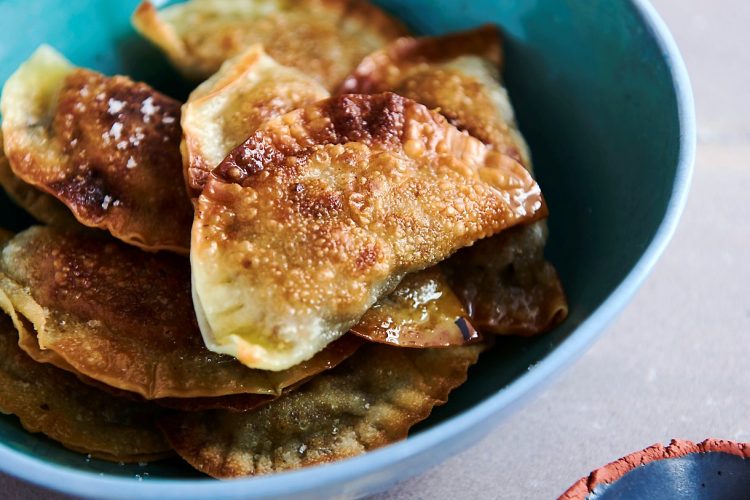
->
[0,292,286,413]
[0,226,363,399]
[340,25,530,164]
[182,44,329,196]
[350,267,480,347]
[132,0,407,90]
[160,342,484,477]
[0,46,193,253]
[444,223,568,335]
[192,92,545,371]
[0,313,170,462]
[0,131,79,228]
[342,28,568,335]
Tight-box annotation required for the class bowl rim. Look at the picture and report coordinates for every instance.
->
[0,0,696,498]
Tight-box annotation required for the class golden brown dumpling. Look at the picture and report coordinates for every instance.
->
[0,131,79,228]
[0,313,170,462]
[342,28,568,335]
[340,26,530,164]
[444,223,568,335]
[0,226,363,399]
[160,342,485,477]
[182,44,329,196]
[192,93,545,371]
[132,0,407,90]
[0,46,193,253]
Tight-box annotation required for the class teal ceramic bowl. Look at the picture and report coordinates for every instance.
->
[0,0,694,498]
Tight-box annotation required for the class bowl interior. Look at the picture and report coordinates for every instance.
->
[0,0,684,483]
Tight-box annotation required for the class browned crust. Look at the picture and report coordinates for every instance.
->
[0,314,172,462]
[194,93,545,369]
[339,25,502,95]
[3,68,193,253]
[0,226,365,399]
[559,439,750,499]
[181,45,329,198]
[180,46,268,198]
[158,342,485,477]
[132,0,408,86]
[0,131,79,228]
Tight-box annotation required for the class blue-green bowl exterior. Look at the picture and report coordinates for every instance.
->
[0,0,694,498]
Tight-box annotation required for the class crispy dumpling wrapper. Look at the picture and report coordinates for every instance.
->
[182,44,329,196]
[350,267,480,347]
[0,313,170,462]
[342,29,568,335]
[340,25,530,165]
[444,223,568,335]
[0,46,193,252]
[0,226,363,399]
[0,131,79,228]
[192,92,545,371]
[160,342,484,477]
[132,0,407,90]
[0,296,270,413]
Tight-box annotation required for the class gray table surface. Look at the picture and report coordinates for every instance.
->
[2,0,748,498]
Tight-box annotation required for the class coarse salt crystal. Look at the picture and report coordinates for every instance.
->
[126,157,137,169]
[101,195,113,210]
[108,98,125,114]
[109,122,123,140]
[140,96,159,122]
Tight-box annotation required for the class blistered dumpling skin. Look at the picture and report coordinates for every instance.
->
[341,26,531,165]
[182,45,329,197]
[342,28,568,336]
[132,0,407,90]
[192,93,546,371]
[0,46,193,253]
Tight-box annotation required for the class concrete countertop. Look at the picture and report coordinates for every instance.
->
[2,0,747,498]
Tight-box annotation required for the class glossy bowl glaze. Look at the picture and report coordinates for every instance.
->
[561,439,750,499]
[0,0,694,498]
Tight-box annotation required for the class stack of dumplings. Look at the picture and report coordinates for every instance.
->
[0,0,567,478]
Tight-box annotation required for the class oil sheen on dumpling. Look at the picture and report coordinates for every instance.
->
[350,267,480,348]
[192,92,546,371]
[132,0,407,90]
[182,44,329,196]
[0,46,193,253]
[342,27,568,335]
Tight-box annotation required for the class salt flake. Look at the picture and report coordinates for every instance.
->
[109,122,123,140]
[108,98,125,114]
